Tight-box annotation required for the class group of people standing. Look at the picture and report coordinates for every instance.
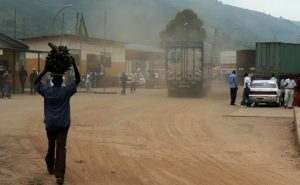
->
[229,70,300,108]
[120,72,138,95]
[229,70,252,107]
[19,67,39,95]
[1,67,38,99]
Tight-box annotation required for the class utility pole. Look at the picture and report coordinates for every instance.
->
[62,13,65,35]
[211,28,217,65]
[103,10,107,92]
[60,13,65,44]
[14,8,17,39]
[104,10,107,53]
[22,17,26,38]
[76,12,80,35]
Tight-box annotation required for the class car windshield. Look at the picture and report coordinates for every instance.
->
[251,82,276,88]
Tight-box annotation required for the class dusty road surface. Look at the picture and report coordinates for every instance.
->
[1,82,300,185]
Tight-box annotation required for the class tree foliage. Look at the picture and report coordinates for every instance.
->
[160,9,206,46]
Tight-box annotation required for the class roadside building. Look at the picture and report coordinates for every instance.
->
[23,34,126,86]
[125,44,165,88]
[23,35,166,87]
[0,33,29,93]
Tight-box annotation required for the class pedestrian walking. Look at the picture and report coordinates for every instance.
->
[284,76,297,109]
[2,70,12,99]
[120,72,127,95]
[240,73,251,107]
[19,65,28,93]
[130,72,138,93]
[85,73,91,92]
[229,70,238,105]
[35,60,80,185]
[30,68,38,95]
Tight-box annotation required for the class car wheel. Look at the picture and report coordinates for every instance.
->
[274,102,280,107]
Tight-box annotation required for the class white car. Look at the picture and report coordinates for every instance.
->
[249,80,281,106]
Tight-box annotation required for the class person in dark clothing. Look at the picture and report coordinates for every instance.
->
[241,73,251,107]
[120,72,127,95]
[19,66,28,93]
[30,68,38,95]
[2,70,12,99]
[293,76,300,107]
[229,70,238,105]
[35,61,80,185]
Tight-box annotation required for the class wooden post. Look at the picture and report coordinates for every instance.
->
[38,53,40,73]
[13,50,16,93]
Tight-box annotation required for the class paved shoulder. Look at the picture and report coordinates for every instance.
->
[228,107,294,118]
[294,108,300,148]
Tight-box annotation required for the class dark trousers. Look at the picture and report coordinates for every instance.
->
[130,82,136,92]
[121,84,126,95]
[230,88,238,105]
[241,87,251,106]
[45,126,69,178]
[281,91,285,106]
[2,82,11,98]
[20,80,25,93]
[30,83,35,95]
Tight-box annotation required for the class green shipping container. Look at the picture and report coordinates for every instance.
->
[256,42,300,75]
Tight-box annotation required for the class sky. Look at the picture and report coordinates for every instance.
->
[221,0,300,21]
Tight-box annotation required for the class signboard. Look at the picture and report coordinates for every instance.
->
[0,49,3,55]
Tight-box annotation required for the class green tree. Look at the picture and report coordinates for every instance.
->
[160,9,206,47]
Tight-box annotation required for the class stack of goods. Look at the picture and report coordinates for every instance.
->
[46,42,74,74]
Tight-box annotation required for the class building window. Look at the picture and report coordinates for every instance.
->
[87,54,101,73]
[87,52,111,73]
[101,52,112,68]
[72,54,80,67]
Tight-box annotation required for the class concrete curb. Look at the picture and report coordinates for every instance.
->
[77,90,118,94]
[294,108,300,150]
[77,87,119,94]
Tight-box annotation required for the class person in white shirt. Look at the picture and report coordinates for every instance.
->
[284,76,297,108]
[241,73,251,107]
[85,73,91,92]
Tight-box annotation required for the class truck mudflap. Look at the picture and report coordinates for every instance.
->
[167,79,211,97]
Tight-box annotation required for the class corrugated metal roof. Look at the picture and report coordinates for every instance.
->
[22,34,126,44]
[166,41,204,48]
[125,44,164,53]
[0,33,28,50]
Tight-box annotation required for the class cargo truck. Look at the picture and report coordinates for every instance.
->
[236,50,256,84]
[220,50,236,79]
[165,41,212,97]
[255,42,300,78]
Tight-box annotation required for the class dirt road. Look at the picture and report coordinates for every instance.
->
[0,84,300,185]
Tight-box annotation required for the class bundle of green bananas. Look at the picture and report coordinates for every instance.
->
[45,42,74,74]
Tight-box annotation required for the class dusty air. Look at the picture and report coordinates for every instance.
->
[1,0,300,185]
